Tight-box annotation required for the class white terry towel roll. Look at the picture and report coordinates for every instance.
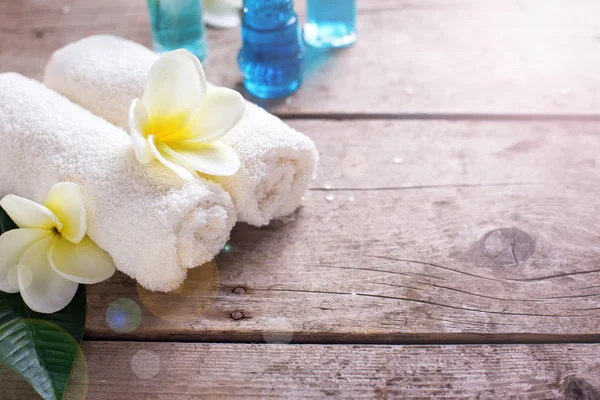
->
[0,73,236,292]
[44,35,319,227]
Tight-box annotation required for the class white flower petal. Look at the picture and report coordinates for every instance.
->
[148,135,198,181]
[142,50,207,137]
[18,235,78,314]
[129,99,154,164]
[204,0,241,29]
[0,229,52,293]
[165,87,246,143]
[165,140,241,176]
[43,182,86,244]
[0,195,62,231]
[49,235,115,285]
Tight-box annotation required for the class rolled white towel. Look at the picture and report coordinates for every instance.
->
[44,35,319,226]
[0,73,236,292]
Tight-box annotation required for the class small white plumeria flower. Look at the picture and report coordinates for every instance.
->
[129,49,244,180]
[204,0,242,29]
[0,183,115,314]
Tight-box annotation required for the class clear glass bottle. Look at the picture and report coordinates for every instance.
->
[304,0,357,49]
[147,0,208,63]
[237,0,304,99]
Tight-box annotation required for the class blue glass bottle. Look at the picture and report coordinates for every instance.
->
[304,0,357,49]
[147,0,208,63]
[237,0,304,99]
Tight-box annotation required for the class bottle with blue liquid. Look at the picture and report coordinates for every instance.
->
[237,0,304,99]
[147,0,208,63]
[304,0,357,49]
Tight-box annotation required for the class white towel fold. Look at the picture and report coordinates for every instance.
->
[0,73,236,292]
[44,35,319,226]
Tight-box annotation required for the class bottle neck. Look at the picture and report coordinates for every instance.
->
[244,0,294,12]
[243,0,296,29]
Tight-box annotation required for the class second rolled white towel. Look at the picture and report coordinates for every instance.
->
[44,35,319,226]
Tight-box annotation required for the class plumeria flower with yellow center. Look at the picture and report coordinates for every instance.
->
[204,0,242,29]
[0,183,116,314]
[129,49,245,180]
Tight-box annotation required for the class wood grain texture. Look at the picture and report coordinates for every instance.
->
[3,342,600,399]
[2,0,600,115]
[82,120,600,342]
[3,2,600,399]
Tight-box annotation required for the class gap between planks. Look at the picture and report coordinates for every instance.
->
[276,112,600,121]
[81,334,600,346]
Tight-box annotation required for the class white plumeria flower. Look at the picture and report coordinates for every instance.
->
[0,183,116,314]
[204,0,242,29]
[129,49,245,180]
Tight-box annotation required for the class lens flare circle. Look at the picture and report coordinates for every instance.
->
[106,298,142,334]
[136,260,220,323]
[131,350,161,380]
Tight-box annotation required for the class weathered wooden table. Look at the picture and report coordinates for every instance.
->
[2,0,600,398]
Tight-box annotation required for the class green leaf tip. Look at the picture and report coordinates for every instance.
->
[0,205,18,234]
[0,286,86,399]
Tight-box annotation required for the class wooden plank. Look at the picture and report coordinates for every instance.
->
[82,120,600,342]
[2,0,600,115]
[3,342,600,399]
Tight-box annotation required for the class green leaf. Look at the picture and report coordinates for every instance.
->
[0,207,86,400]
[0,205,18,233]
[0,287,86,400]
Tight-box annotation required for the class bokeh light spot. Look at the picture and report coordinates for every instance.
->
[106,298,142,334]
[7,265,20,291]
[63,344,89,400]
[16,264,33,290]
[262,317,294,344]
[137,260,220,323]
[131,350,160,380]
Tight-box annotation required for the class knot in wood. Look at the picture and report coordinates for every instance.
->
[481,227,534,265]
[233,287,246,295]
[230,311,244,320]
[564,378,600,400]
